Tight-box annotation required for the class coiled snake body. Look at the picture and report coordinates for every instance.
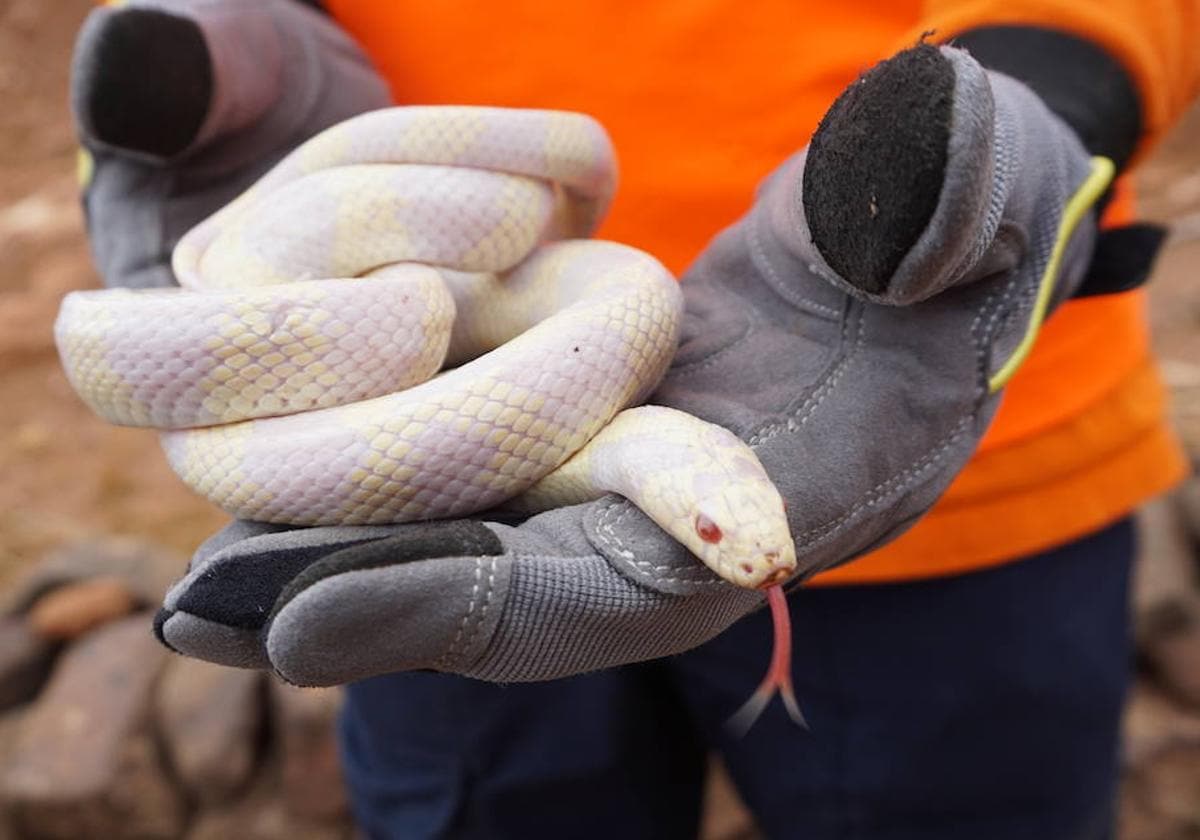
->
[56,107,801,726]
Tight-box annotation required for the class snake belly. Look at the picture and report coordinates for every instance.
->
[54,105,796,588]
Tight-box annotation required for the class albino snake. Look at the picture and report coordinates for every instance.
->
[55,106,801,728]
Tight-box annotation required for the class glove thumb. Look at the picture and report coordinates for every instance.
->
[798,43,1106,307]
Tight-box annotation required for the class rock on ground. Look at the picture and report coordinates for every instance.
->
[1,537,186,619]
[186,762,353,840]
[270,681,348,823]
[0,618,56,712]
[0,613,183,839]
[157,658,264,806]
[26,576,137,640]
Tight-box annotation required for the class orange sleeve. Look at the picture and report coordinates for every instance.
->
[901,0,1200,156]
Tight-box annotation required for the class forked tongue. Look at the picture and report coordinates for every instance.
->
[725,584,807,737]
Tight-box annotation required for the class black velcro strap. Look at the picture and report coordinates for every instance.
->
[951,26,1142,176]
[1072,223,1167,298]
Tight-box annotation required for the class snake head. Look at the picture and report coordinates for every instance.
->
[688,484,797,590]
[572,404,798,590]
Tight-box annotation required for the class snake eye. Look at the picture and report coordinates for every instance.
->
[695,513,723,543]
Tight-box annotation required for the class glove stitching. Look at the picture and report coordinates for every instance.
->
[972,270,1025,392]
[972,281,1013,379]
[961,106,1021,379]
[456,556,498,670]
[979,212,1059,388]
[946,95,1017,287]
[1018,187,1066,313]
[792,414,974,547]
[509,552,604,564]
[435,555,485,669]
[968,226,1031,395]
[593,499,728,587]
[596,306,972,572]
[612,504,724,584]
[747,208,842,320]
[746,303,864,446]
[1003,222,1055,335]
[666,312,760,376]
[602,501,722,582]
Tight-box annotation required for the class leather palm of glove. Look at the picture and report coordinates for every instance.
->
[71,6,1114,686]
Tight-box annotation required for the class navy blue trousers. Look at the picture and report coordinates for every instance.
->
[339,519,1135,839]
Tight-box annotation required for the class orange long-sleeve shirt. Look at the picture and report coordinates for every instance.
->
[326,0,1197,584]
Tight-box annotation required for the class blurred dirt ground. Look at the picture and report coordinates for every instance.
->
[0,0,227,590]
[1,0,1200,837]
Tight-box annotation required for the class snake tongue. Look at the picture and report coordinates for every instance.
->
[725,584,807,737]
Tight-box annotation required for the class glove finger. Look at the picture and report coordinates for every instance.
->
[152,519,300,668]
[71,0,391,289]
[72,0,389,161]
[795,43,1097,306]
[72,5,212,159]
[264,510,762,686]
[156,520,425,666]
[158,486,760,684]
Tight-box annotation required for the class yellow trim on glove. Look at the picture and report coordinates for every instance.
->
[988,156,1115,394]
[76,148,95,189]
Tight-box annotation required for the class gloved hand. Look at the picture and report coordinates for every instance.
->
[145,42,1115,686]
[72,0,390,289]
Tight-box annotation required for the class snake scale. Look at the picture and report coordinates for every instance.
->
[55,106,802,727]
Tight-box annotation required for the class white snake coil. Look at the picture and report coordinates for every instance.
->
[55,106,796,590]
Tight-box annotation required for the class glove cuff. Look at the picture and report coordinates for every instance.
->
[951,25,1142,175]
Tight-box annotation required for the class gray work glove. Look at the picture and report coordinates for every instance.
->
[148,43,1115,686]
[72,0,390,289]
